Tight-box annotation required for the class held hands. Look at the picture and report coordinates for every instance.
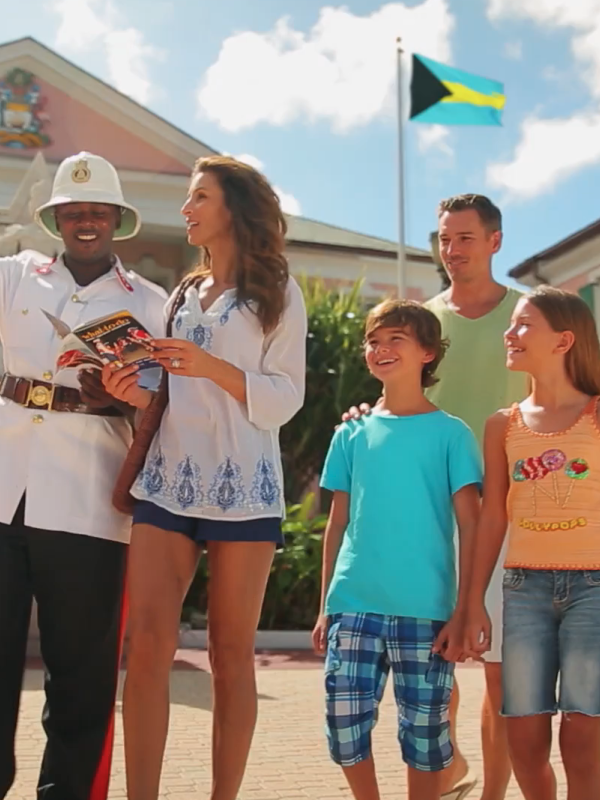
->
[432,613,467,663]
[432,605,493,663]
[464,603,492,660]
[101,364,152,410]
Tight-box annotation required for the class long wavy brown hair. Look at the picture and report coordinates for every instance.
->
[186,155,289,333]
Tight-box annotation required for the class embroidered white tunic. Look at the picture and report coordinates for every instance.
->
[0,250,167,542]
[132,277,307,520]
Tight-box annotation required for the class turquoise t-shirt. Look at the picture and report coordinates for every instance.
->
[320,410,482,620]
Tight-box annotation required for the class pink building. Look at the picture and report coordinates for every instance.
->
[509,220,600,327]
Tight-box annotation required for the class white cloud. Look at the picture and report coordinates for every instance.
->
[54,0,110,47]
[197,0,455,133]
[488,113,600,198]
[275,188,302,216]
[51,0,162,104]
[234,154,302,216]
[416,124,453,157]
[489,0,600,95]
[104,29,163,104]
[235,153,265,171]
[503,40,523,60]
[486,0,600,199]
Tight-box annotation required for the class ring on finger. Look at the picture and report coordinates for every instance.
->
[170,357,181,369]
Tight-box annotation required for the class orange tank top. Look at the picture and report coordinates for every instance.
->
[505,397,600,569]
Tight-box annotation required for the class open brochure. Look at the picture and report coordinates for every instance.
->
[42,309,163,391]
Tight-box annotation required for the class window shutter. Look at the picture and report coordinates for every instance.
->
[579,284,595,312]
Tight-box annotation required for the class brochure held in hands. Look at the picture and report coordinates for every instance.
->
[43,309,162,390]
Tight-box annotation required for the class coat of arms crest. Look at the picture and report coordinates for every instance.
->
[0,68,52,149]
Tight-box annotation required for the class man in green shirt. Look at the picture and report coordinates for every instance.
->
[427,195,527,800]
[346,195,527,800]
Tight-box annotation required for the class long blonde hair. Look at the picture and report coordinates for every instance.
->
[188,155,289,334]
[528,285,600,395]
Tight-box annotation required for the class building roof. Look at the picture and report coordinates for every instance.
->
[0,37,217,170]
[0,37,431,261]
[509,217,600,279]
[286,216,431,259]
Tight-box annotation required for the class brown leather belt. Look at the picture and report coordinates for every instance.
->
[0,374,123,416]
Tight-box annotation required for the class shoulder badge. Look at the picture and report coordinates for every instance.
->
[35,255,55,275]
[116,264,134,293]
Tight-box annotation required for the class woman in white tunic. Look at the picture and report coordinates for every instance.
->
[103,156,307,800]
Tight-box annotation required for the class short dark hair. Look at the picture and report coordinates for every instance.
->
[438,194,502,233]
[365,299,448,388]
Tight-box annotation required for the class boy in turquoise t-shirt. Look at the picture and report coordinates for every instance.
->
[313,299,481,800]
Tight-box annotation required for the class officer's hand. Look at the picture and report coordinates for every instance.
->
[78,368,116,409]
[101,364,153,410]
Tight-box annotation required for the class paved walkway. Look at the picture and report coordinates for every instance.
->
[9,656,566,799]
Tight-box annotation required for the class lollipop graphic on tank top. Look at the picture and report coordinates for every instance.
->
[512,448,589,510]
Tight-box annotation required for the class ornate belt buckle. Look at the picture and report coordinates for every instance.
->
[26,382,56,410]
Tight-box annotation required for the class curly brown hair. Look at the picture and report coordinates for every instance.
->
[365,299,449,388]
[189,155,289,333]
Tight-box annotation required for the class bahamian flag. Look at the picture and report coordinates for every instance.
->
[409,54,505,126]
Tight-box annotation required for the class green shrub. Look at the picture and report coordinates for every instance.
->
[280,277,380,502]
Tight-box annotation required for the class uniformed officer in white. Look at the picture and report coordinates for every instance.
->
[0,152,166,800]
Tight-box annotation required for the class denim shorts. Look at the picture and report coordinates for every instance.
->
[324,613,454,772]
[502,568,600,717]
[132,500,284,548]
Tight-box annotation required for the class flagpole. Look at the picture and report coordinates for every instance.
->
[396,38,407,299]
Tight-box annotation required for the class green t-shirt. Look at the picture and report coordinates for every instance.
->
[424,287,529,447]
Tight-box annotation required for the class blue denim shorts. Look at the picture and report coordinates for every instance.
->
[132,500,284,548]
[324,613,454,772]
[502,568,600,717]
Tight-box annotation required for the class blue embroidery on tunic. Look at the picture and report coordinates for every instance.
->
[186,323,214,352]
[174,313,183,331]
[142,447,168,496]
[172,456,203,510]
[219,297,238,326]
[250,456,280,507]
[208,457,246,512]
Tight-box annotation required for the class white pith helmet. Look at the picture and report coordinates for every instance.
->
[34,152,141,241]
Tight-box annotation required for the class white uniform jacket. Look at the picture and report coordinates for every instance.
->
[0,250,167,542]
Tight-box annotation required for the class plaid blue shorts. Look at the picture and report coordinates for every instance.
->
[324,613,454,772]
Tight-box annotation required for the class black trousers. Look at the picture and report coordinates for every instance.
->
[0,497,127,800]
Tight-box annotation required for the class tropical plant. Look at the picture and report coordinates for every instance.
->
[279,277,380,502]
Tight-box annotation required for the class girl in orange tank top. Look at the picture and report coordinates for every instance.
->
[466,286,600,800]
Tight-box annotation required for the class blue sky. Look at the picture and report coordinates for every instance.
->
[3,0,600,283]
